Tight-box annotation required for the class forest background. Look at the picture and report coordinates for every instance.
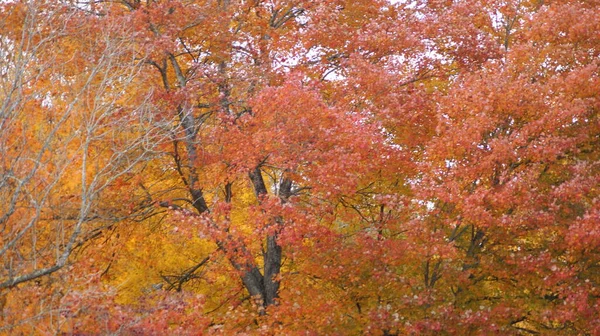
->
[0,0,599,334]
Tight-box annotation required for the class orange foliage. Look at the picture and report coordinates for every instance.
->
[1,0,599,334]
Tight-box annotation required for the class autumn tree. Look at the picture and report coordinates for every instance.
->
[0,1,162,331]
[88,0,411,319]
[366,0,600,333]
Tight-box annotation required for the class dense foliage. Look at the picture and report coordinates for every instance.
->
[1,0,598,334]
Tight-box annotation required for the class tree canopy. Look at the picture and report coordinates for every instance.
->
[1,0,598,334]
